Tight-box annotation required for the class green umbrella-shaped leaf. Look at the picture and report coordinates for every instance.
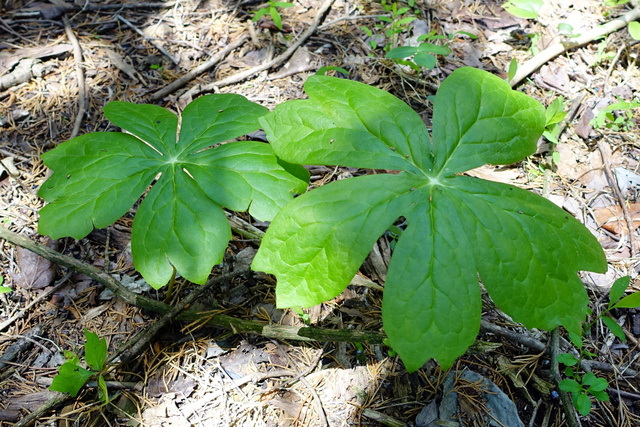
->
[40,95,307,287]
[253,68,606,371]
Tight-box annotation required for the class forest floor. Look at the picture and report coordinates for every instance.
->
[1,0,640,426]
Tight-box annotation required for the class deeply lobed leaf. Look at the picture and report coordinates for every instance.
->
[40,95,307,288]
[253,67,607,371]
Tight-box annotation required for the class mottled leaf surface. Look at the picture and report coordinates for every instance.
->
[253,67,607,371]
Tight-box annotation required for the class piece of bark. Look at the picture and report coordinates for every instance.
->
[0,58,45,91]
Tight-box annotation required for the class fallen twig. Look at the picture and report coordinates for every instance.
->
[81,2,177,11]
[116,15,179,66]
[0,271,71,333]
[151,34,250,100]
[2,226,637,382]
[480,319,546,353]
[510,7,640,87]
[225,211,265,240]
[62,16,87,139]
[11,391,68,427]
[0,325,44,371]
[0,226,384,345]
[596,138,637,257]
[179,0,337,101]
[106,266,250,366]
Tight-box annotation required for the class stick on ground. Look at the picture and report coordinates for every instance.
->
[179,0,337,101]
[510,7,640,87]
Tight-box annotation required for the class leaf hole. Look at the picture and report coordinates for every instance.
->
[182,167,195,180]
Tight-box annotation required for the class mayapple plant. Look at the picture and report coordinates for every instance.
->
[38,67,607,372]
[251,67,607,371]
[38,94,307,287]
[50,330,108,400]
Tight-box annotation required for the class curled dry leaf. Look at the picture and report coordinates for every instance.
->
[12,242,56,290]
[593,203,640,235]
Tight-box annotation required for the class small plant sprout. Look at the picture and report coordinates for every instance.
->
[557,23,581,38]
[316,65,350,76]
[0,275,10,293]
[593,38,617,65]
[604,0,631,7]
[50,330,109,402]
[629,21,640,40]
[502,0,543,19]
[543,95,568,165]
[377,0,418,51]
[252,0,294,31]
[386,31,476,71]
[360,0,419,52]
[590,100,640,132]
[558,276,640,415]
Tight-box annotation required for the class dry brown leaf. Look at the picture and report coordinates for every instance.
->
[270,47,316,80]
[593,203,640,235]
[104,48,139,81]
[11,245,56,290]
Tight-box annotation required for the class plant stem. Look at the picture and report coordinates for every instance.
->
[163,266,177,304]
[0,227,384,346]
[550,328,581,427]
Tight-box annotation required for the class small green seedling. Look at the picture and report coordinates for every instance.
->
[0,275,11,293]
[558,276,640,415]
[593,38,617,65]
[604,0,631,6]
[386,31,476,71]
[558,361,609,417]
[385,42,450,71]
[252,0,294,31]
[543,95,568,165]
[377,0,418,51]
[360,26,379,50]
[591,101,640,131]
[502,0,543,19]
[382,338,397,358]
[507,58,518,82]
[253,67,606,371]
[354,342,367,364]
[629,21,640,40]
[38,95,307,289]
[50,330,109,402]
[292,306,311,325]
[360,0,419,52]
